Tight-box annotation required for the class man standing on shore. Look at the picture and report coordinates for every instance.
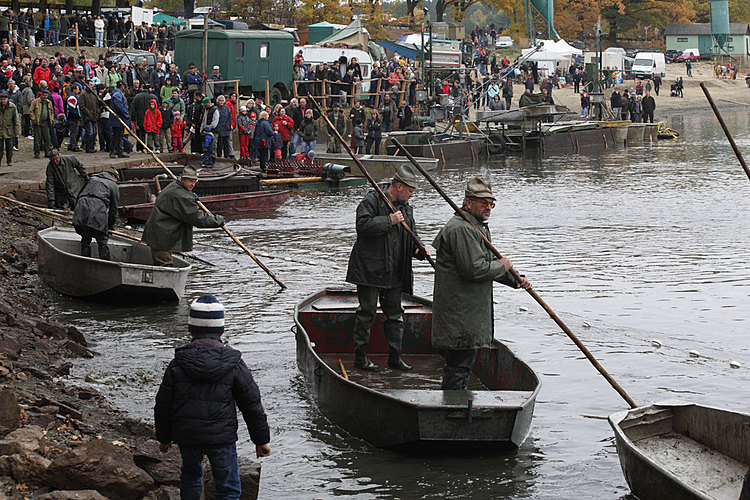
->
[142,166,225,266]
[346,165,428,372]
[45,148,89,210]
[0,89,20,166]
[610,87,622,121]
[431,178,532,390]
[642,90,656,123]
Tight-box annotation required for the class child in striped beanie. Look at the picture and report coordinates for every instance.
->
[155,294,271,497]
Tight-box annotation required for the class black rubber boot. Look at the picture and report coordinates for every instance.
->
[388,348,412,371]
[354,348,380,372]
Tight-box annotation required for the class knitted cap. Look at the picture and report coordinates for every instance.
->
[188,294,225,336]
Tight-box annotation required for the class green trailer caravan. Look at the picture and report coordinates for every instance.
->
[174,30,294,105]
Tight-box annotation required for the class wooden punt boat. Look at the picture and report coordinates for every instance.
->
[118,190,289,222]
[38,227,190,302]
[312,152,439,179]
[608,403,750,500]
[293,288,540,450]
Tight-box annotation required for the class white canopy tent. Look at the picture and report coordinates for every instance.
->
[521,39,582,74]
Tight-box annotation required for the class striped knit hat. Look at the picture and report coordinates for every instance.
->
[188,294,225,336]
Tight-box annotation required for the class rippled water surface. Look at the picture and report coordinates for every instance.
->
[51,111,750,498]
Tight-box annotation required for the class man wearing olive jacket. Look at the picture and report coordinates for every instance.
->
[142,166,225,266]
[346,165,428,372]
[432,178,532,390]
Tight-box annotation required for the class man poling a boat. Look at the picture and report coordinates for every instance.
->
[346,164,430,372]
[432,178,532,390]
[142,166,225,267]
[71,166,120,261]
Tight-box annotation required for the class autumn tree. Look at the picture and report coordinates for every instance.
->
[601,0,693,42]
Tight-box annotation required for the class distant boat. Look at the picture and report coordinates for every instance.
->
[609,402,750,500]
[119,190,290,223]
[38,227,190,302]
[312,152,439,179]
[294,288,540,450]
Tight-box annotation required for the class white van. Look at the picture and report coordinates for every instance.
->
[631,52,666,80]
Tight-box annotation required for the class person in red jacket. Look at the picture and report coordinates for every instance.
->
[143,99,162,153]
[171,111,186,153]
[33,59,52,86]
[271,107,293,159]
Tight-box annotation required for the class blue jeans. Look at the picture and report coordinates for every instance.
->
[300,140,316,156]
[82,121,97,151]
[290,131,300,155]
[178,443,241,500]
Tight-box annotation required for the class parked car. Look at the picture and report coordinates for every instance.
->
[111,51,157,70]
[625,48,637,58]
[495,36,514,48]
[665,49,681,63]
[676,49,700,62]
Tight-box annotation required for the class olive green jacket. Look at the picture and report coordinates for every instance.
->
[142,180,223,252]
[431,210,518,350]
[45,156,88,209]
[0,101,20,139]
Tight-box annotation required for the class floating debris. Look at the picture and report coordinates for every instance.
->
[651,339,662,348]
[519,306,529,312]
[125,225,132,230]
[730,361,742,369]
[582,321,591,328]
[493,298,499,304]
[689,350,701,358]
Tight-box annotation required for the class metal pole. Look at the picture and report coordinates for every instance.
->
[202,13,208,94]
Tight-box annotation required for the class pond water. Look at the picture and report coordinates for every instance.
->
[51,110,750,498]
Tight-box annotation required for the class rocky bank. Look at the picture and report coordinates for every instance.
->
[0,201,260,499]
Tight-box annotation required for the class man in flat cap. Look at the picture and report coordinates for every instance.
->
[346,165,429,372]
[142,166,225,266]
[431,177,532,390]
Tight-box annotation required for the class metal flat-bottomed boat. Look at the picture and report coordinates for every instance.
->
[609,403,750,500]
[38,226,190,302]
[293,288,540,450]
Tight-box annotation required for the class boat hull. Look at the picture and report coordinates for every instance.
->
[38,227,190,302]
[119,190,289,222]
[294,288,540,449]
[609,403,750,500]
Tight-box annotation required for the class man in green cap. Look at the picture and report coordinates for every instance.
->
[346,164,429,372]
[142,166,225,266]
[431,177,532,390]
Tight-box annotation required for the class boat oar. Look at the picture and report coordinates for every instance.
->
[0,195,215,267]
[306,95,435,269]
[700,83,750,182]
[390,137,638,409]
[87,88,286,289]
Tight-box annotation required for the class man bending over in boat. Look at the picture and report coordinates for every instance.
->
[142,166,225,266]
[345,165,429,372]
[72,166,120,260]
[431,178,532,390]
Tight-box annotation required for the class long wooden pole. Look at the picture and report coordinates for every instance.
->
[87,88,286,289]
[700,82,750,182]
[390,137,638,409]
[307,95,435,269]
[0,195,214,267]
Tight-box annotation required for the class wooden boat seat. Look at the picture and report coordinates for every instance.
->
[379,389,535,410]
